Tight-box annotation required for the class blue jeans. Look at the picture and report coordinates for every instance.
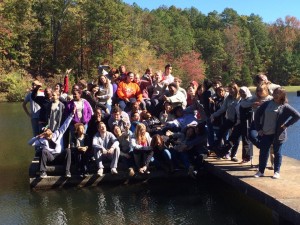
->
[258,134,283,173]
[153,149,172,169]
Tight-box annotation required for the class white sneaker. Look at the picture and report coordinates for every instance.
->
[111,168,118,175]
[254,171,264,178]
[272,172,280,179]
[97,168,103,177]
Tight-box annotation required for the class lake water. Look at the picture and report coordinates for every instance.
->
[1,93,299,225]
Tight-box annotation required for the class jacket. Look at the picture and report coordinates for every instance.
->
[66,99,93,124]
[254,100,300,144]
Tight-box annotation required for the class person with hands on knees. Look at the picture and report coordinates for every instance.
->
[92,122,120,176]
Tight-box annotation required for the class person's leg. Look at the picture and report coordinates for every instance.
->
[258,135,274,174]
[40,149,54,173]
[31,118,40,136]
[118,100,127,111]
[273,143,283,173]
[94,148,103,169]
[64,148,72,173]
[110,147,120,169]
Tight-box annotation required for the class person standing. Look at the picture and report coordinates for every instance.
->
[22,80,43,136]
[253,87,300,179]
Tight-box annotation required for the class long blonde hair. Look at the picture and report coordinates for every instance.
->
[135,123,147,144]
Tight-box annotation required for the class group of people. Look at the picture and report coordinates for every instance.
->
[23,65,300,179]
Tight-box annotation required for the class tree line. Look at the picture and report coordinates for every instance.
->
[1,0,300,87]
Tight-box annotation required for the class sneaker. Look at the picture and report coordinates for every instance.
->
[231,157,239,162]
[97,168,104,177]
[65,171,71,178]
[272,172,280,179]
[111,168,118,175]
[254,171,264,178]
[40,171,47,179]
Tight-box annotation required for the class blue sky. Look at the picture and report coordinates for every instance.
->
[123,0,300,23]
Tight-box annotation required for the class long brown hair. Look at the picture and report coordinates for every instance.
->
[150,134,164,147]
[135,123,147,144]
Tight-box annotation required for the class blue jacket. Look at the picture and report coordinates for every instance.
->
[254,100,300,144]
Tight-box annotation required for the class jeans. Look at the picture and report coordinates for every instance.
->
[153,149,172,169]
[258,134,283,173]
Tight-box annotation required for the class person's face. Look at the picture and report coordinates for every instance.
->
[213,83,220,90]
[132,113,140,122]
[155,73,162,81]
[78,125,84,134]
[113,126,122,137]
[140,126,146,135]
[273,90,283,104]
[55,84,61,91]
[174,79,181,86]
[239,89,246,99]
[100,76,106,84]
[113,112,121,120]
[45,129,53,140]
[95,109,102,120]
[134,75,140,83]
[197,88,203,96]
[113,73,119,80]
[165,67,172,75]
[217,89,225,98]
[164,103,172,112]
[126,73,134,83]
[229,87,237,96]
[98,123,107,133]
[92,86,99,93]
[52,92,59,101]
[72,85,80,92]
[169,86,176,95]
[45,88,53,99]
[73,92,81,101]
[121,65,126,73]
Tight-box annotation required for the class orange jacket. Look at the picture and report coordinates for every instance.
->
[117,81,143,102]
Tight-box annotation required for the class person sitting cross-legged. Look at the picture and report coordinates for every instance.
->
[92,122,120,176]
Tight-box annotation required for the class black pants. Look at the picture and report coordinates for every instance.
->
[40,148,71,173]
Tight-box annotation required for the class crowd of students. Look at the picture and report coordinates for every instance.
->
[23,65,300,179]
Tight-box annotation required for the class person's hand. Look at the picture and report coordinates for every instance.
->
[107,148,114,154]
[166,130,173,136]
[66,68,72,75]
[102,149,108,154]
[162,95,168,101]
[281,124,287,130]
[124,98,130,103]
[258,130,264,136]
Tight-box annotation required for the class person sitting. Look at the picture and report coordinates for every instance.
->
[140,110,161,135]
[92,122,120,176]
[130,111,141,133]
[108,106,130,132]
[113,125,135,176]
[161,82,187,109]
[71,123,90,177]
[159,102,175,125]
[164,106,198,133]
[116,72,143,112]
[131,123,153,174]
[150,134,173,173]
[28,112,74,178]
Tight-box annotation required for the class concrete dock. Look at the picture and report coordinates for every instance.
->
[204,148,300,225]
[29,147,300,224]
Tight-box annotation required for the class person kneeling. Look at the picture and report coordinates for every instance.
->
[93,122,120,176]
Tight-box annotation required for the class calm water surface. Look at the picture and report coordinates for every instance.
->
[2,93,300,224]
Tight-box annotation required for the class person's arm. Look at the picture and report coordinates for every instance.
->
[92,134,105,152]
[116,82,126,100]
[282,105,300,128]
[22,94,31,118]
